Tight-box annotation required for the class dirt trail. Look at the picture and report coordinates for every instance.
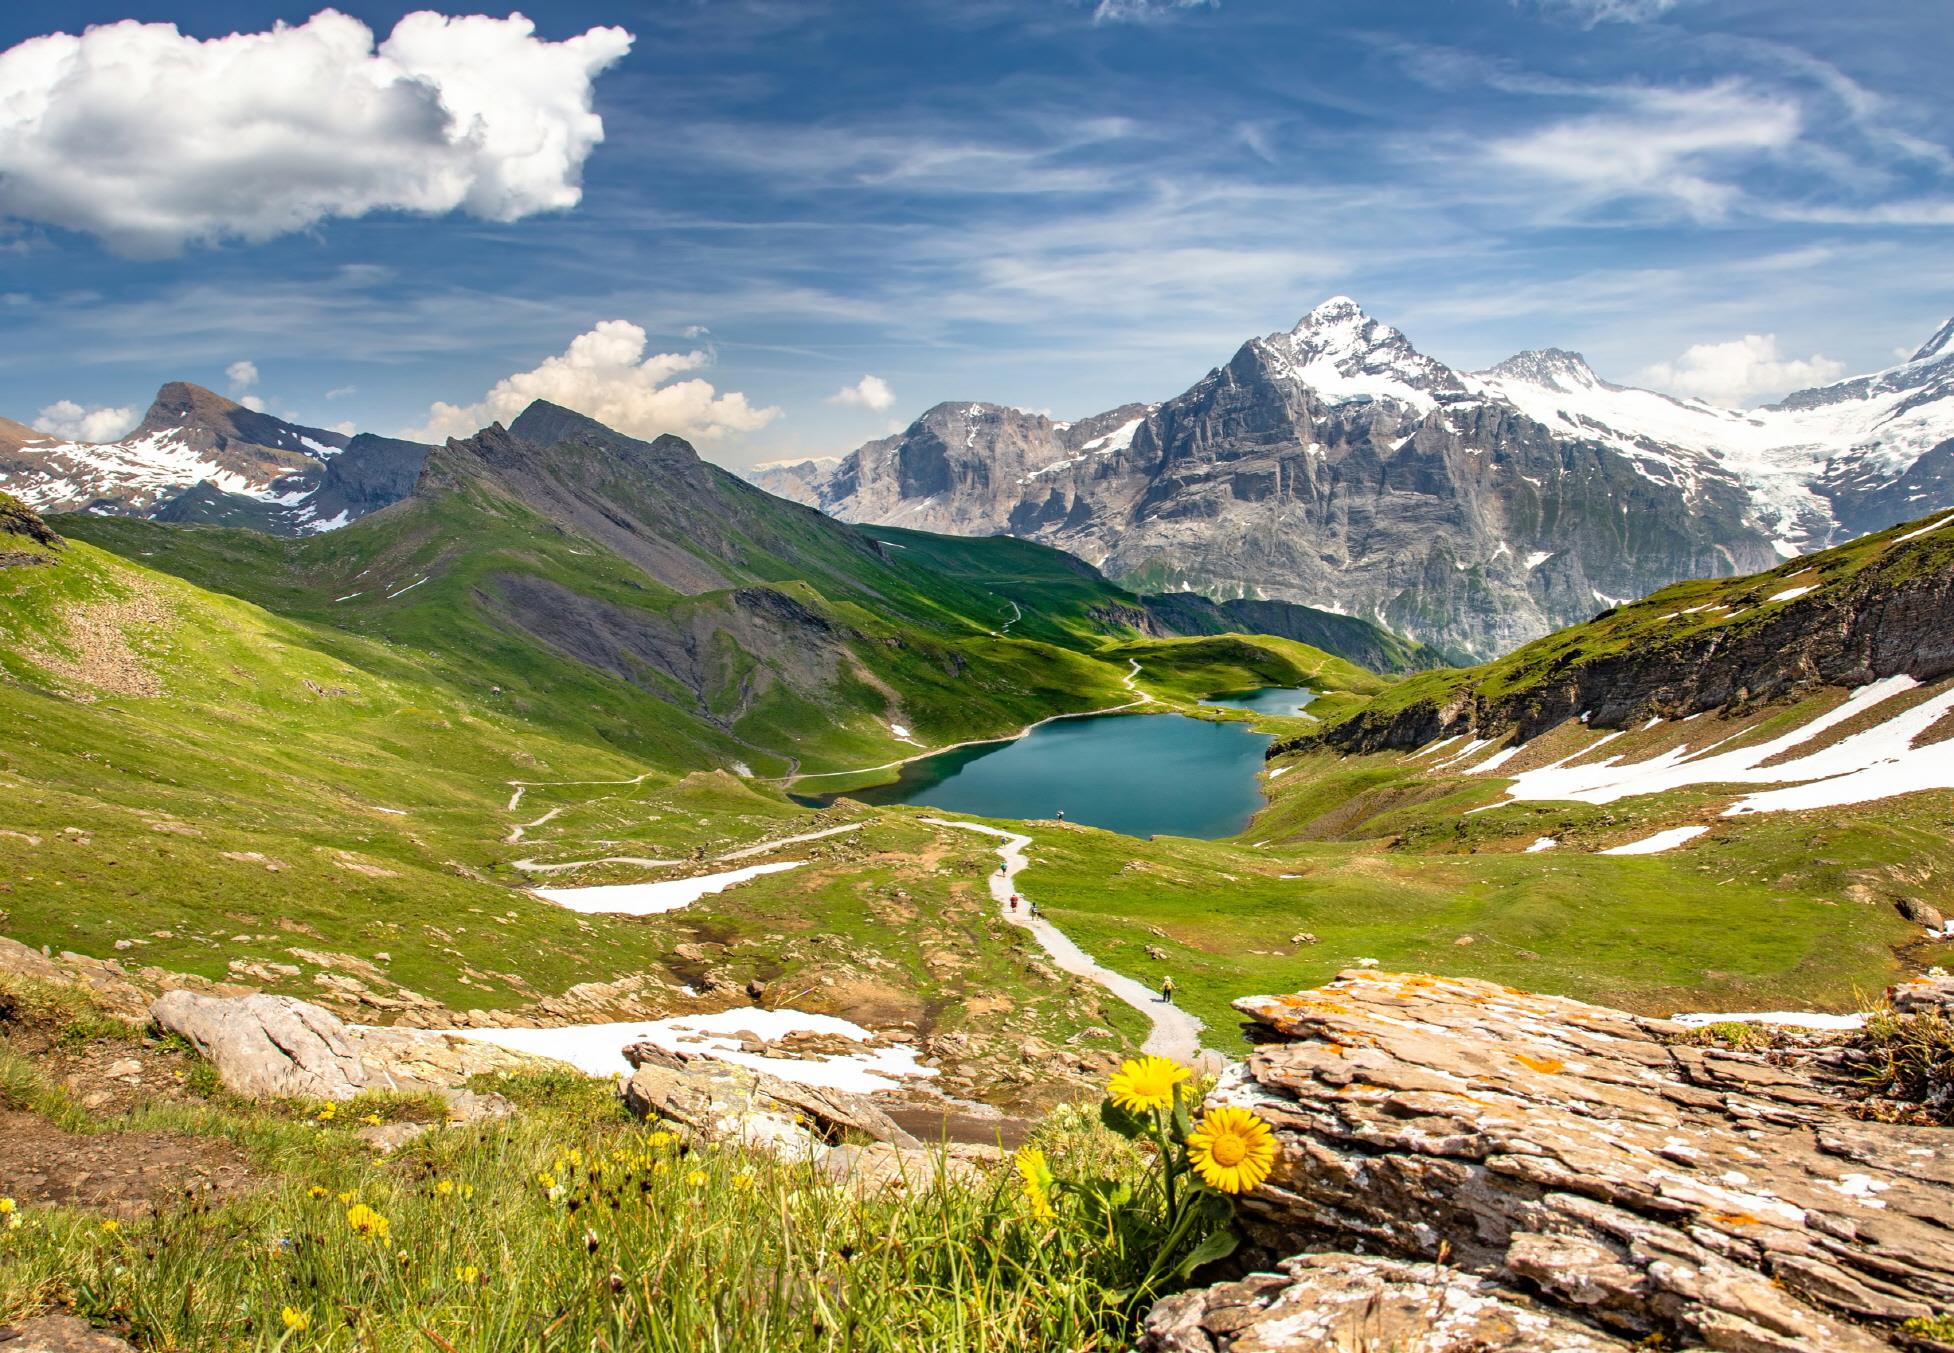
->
[512,822,865,875]
[922,818,1211,1067]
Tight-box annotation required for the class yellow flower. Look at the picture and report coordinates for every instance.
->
[647,1131,674,1149]
[733,1172,755,1191]
[345,1203,390,1240]
[460,1183,475,1199]
[1107,1055,1191,1114]
[307,1186,330,1199]
[0,1198,14,1214]
[1014,1147,1056,1221]
[99,1219,120,1234]
[686,1170,708,1188]
[336,1191,358,1205]
[454,1264,480,1285]
[281,1307,310,1332]
[536,1173,556,1191]
[434,1180,455,1197]
[315,1104,336,1122]
[361,1113,383,1127]
[1185,1106,1277,1196]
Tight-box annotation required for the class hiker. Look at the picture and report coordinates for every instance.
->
[1009,894,1020,913]
[1028,900,1039,918]
[1055,809,1065,821]
[1160,975,1176,1005]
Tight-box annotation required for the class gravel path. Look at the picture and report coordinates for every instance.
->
[922,817,1210,1066]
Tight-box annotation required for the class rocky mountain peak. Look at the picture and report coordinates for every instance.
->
[1909,314,1954,365]
[136,381,248,438]
[1479,347,1607,392]
[505,400,702,467]
[1257,296,1466,405]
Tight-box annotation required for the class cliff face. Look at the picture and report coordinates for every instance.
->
[0,490,62,566]
[1145,969,1954,1353]
[760,300,1954,662]
[1309,512,1954,755]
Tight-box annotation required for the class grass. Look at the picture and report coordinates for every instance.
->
[0,1015,1187,1353]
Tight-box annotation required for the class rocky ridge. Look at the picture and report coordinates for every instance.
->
[762,300,1954,658]
[0,382,429,535]
[1147,969,1954,1352]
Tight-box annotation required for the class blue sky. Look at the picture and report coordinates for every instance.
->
[1,0,1950,465]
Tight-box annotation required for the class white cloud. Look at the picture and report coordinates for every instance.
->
[331,420,359,437]
[225,360,259,392]
[325,385,358,401]
[34,399,138,442]
[1528,0,1681,25]
[0,11,633,257]
[826,374,897,412]
[1639,334,1846,407]
[1092,0,1217,23]
[240,395,268,413]
[1484,83,1801,222]
[407,320,782,445]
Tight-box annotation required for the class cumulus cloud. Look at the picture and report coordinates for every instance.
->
[0,10,633,257]
[240,396,268,413]
[826,374,897,412]
[407,321,782,445]
[34,399,139,442]
[1639,334,1846,407]
[225,360,260,393]
[1092,0,1216,24]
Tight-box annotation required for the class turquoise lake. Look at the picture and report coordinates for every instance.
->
[1199,686,1318,716]
[804,711,1274,839]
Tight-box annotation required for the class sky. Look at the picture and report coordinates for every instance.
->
[0,0,1950,468]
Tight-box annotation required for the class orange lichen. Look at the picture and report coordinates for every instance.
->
[1513,1053,1566,1075]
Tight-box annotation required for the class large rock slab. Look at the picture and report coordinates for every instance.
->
[1186,969,1954,1352]
[152,991,371,1100]
[620,1042,920,1155]
[1141,1254,1635,1352]
[150,991,536,1104]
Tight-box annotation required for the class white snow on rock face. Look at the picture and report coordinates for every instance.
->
[441,1008,937,1091]
[1253,297,1464,412]
[534,861,806,916]
[1496,675,1954,816]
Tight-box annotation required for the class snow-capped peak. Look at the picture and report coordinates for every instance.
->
[1908,315,1954,366]
[1257,296,1465,409]
[1478,348,1607,394]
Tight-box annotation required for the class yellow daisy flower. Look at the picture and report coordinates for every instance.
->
[281,1307,310,1332]
[434,1180,455,1197]
[307,1186,330,1199]
[1185,1106,1277,1195]
[0,1198,14,1214]
[99,1219,120,1234]
[454,1264,481,1285]
[686,1170,709,1188]
[1014,1147,1056,1221]
[1106,1055,1191,1114]
[345,1203,390,1240]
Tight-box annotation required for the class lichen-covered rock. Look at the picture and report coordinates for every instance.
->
[619,1042,919,1157]
[1140,1254,1635,1352]
[1892,970,1954,1014]
[1179,969,1954,1351]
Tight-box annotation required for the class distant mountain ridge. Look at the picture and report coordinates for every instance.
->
[0,381,430,535]
[756,299,1954,658]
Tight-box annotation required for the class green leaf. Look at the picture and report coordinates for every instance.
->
[1099,1097,1149,1140]
[1174,1225,1239,1280]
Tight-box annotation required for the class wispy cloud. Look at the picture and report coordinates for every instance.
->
[1090,0,1218,26]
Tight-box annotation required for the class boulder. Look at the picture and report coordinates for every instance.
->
[1167,969,1954,1352]
[1140,1254,1635,1352]
[149,991,540,1104]
[1897,898,1947,931]
[152,991,371,1100]
[620,1042,920,1155]
[0,1314,137,1351]
[1891,970,1954,1014]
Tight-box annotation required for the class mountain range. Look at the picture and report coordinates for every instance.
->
[754,299,1954,657]
[0,381,430,535]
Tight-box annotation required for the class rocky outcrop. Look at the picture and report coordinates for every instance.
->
[1,491,62,559]
[1142,1254,1635,1352]
[150,990,533,1108]
[1160,970,1954,1351]
[1311,516,1954,754]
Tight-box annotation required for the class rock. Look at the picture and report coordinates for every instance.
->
[1140,1254,1634,1352]
[356,1122,429,1154]
[816,1142,985,1195]
[1890,970,1954,1014]
[102,1058,141,1079]
[0,1314,138,1351]
[150,992,542,1102]
[1897,898,1947,930]
[151,991,371,1100]
[1188,969,1954,1351]
[620,1043,919,1152]
[1288,933,1318,947]
[1146,945,1170,961]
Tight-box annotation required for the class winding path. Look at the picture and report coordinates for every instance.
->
[922,817,1209,1066]
[512,821,866,875]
